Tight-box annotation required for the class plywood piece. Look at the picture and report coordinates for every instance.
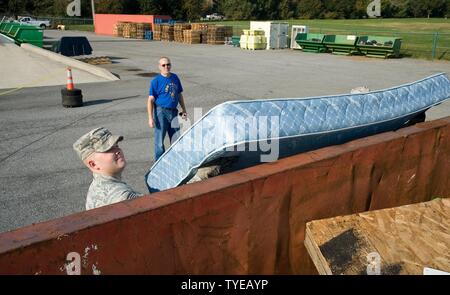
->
[305,198,450,275]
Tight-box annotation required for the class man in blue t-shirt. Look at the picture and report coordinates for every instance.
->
[147,57,187,161]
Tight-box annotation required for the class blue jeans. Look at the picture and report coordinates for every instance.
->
[154,106,180,161]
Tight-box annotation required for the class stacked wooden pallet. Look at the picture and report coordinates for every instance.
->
[129,23,137,38]
[122,22,138,38]
[113,22,124,37]
[200,30,207,44]
[153,24,162,41]
[190,23,209,44]
[207,25,227,45]
[191,23,208,31]
[174,24,191,42]
[122,22,131,38]
[223,26,233,38]
[183,30,201,44]
[136,23,151,39]
[161,24,174,41]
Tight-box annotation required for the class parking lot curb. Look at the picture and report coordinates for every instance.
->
[20,43,119,81]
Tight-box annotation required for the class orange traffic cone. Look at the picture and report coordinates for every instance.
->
[66,67,74,90]
[61,67,83,108]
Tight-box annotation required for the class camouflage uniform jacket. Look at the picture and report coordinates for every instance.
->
[86,173,142,210]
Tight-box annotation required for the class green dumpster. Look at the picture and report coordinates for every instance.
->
[295,33,328,53]
[0,21,10,32]
[0,21,13,33]
[0,23,43,47]
[13,25,43,47]
[2,23,22,38]
[355,36,402,58]
[323,35,358,55]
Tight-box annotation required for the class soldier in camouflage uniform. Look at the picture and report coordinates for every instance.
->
[73,127,143,210]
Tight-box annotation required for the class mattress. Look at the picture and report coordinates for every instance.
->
[146,73,450,192]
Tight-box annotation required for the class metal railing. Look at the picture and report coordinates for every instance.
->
[41,16,94,26]
[0,15,93,26]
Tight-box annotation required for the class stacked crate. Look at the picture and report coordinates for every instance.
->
[207,25,227,45]
[161,24,174,41]
[153,24,162,41]
[191,23,208,31]
[144,30,153,40]
[223,26,233,45]
[129,23,137,38]
[240,30,267,50]
[113,22,124,37]
[191,23,208,44]
[201,30,208,44]
[136,23,151,39]
[174,23,191,42]
[183,30,201,44]
[223,26,233,38]
[122,22,131,38]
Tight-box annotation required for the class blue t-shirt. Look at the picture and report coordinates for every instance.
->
[149,73,183,109]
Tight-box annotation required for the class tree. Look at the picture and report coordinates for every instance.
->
[422,0,448,17]
[218,0,254,20]
[139,0,161,14]
[322,0,356,19]
[279,0,297,19]
[298,0,324,19]
[404,0,447,17]
[7,0,26,17]
[32,0,54,16]
[81,0,93,18]
[182,0,203,21]
[158,0,184,19]
[381,0,400,18]
[122,0,140,14]
[253,0,279,20]
[95,0,124,14]
[211,0,220,13]
[447,1,450,18]
[351,0,367,18]
[53,0,72,16]
[0,0,6,13]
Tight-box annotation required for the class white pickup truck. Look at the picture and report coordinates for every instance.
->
[18,17,51,29]
[205,13,225,20]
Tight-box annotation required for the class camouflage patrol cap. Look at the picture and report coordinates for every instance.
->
[73,127,123,161]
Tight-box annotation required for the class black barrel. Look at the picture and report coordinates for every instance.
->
[61,88,83,107]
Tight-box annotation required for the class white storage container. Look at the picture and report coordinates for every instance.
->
[291,25,309,49]
[249,21,289,50]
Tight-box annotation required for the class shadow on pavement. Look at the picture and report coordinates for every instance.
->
[83,95,140,106]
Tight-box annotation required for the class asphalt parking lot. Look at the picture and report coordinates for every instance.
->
[0,30,449,233]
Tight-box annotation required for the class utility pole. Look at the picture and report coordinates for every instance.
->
[91,0,95,17]
[91,0,95,29]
